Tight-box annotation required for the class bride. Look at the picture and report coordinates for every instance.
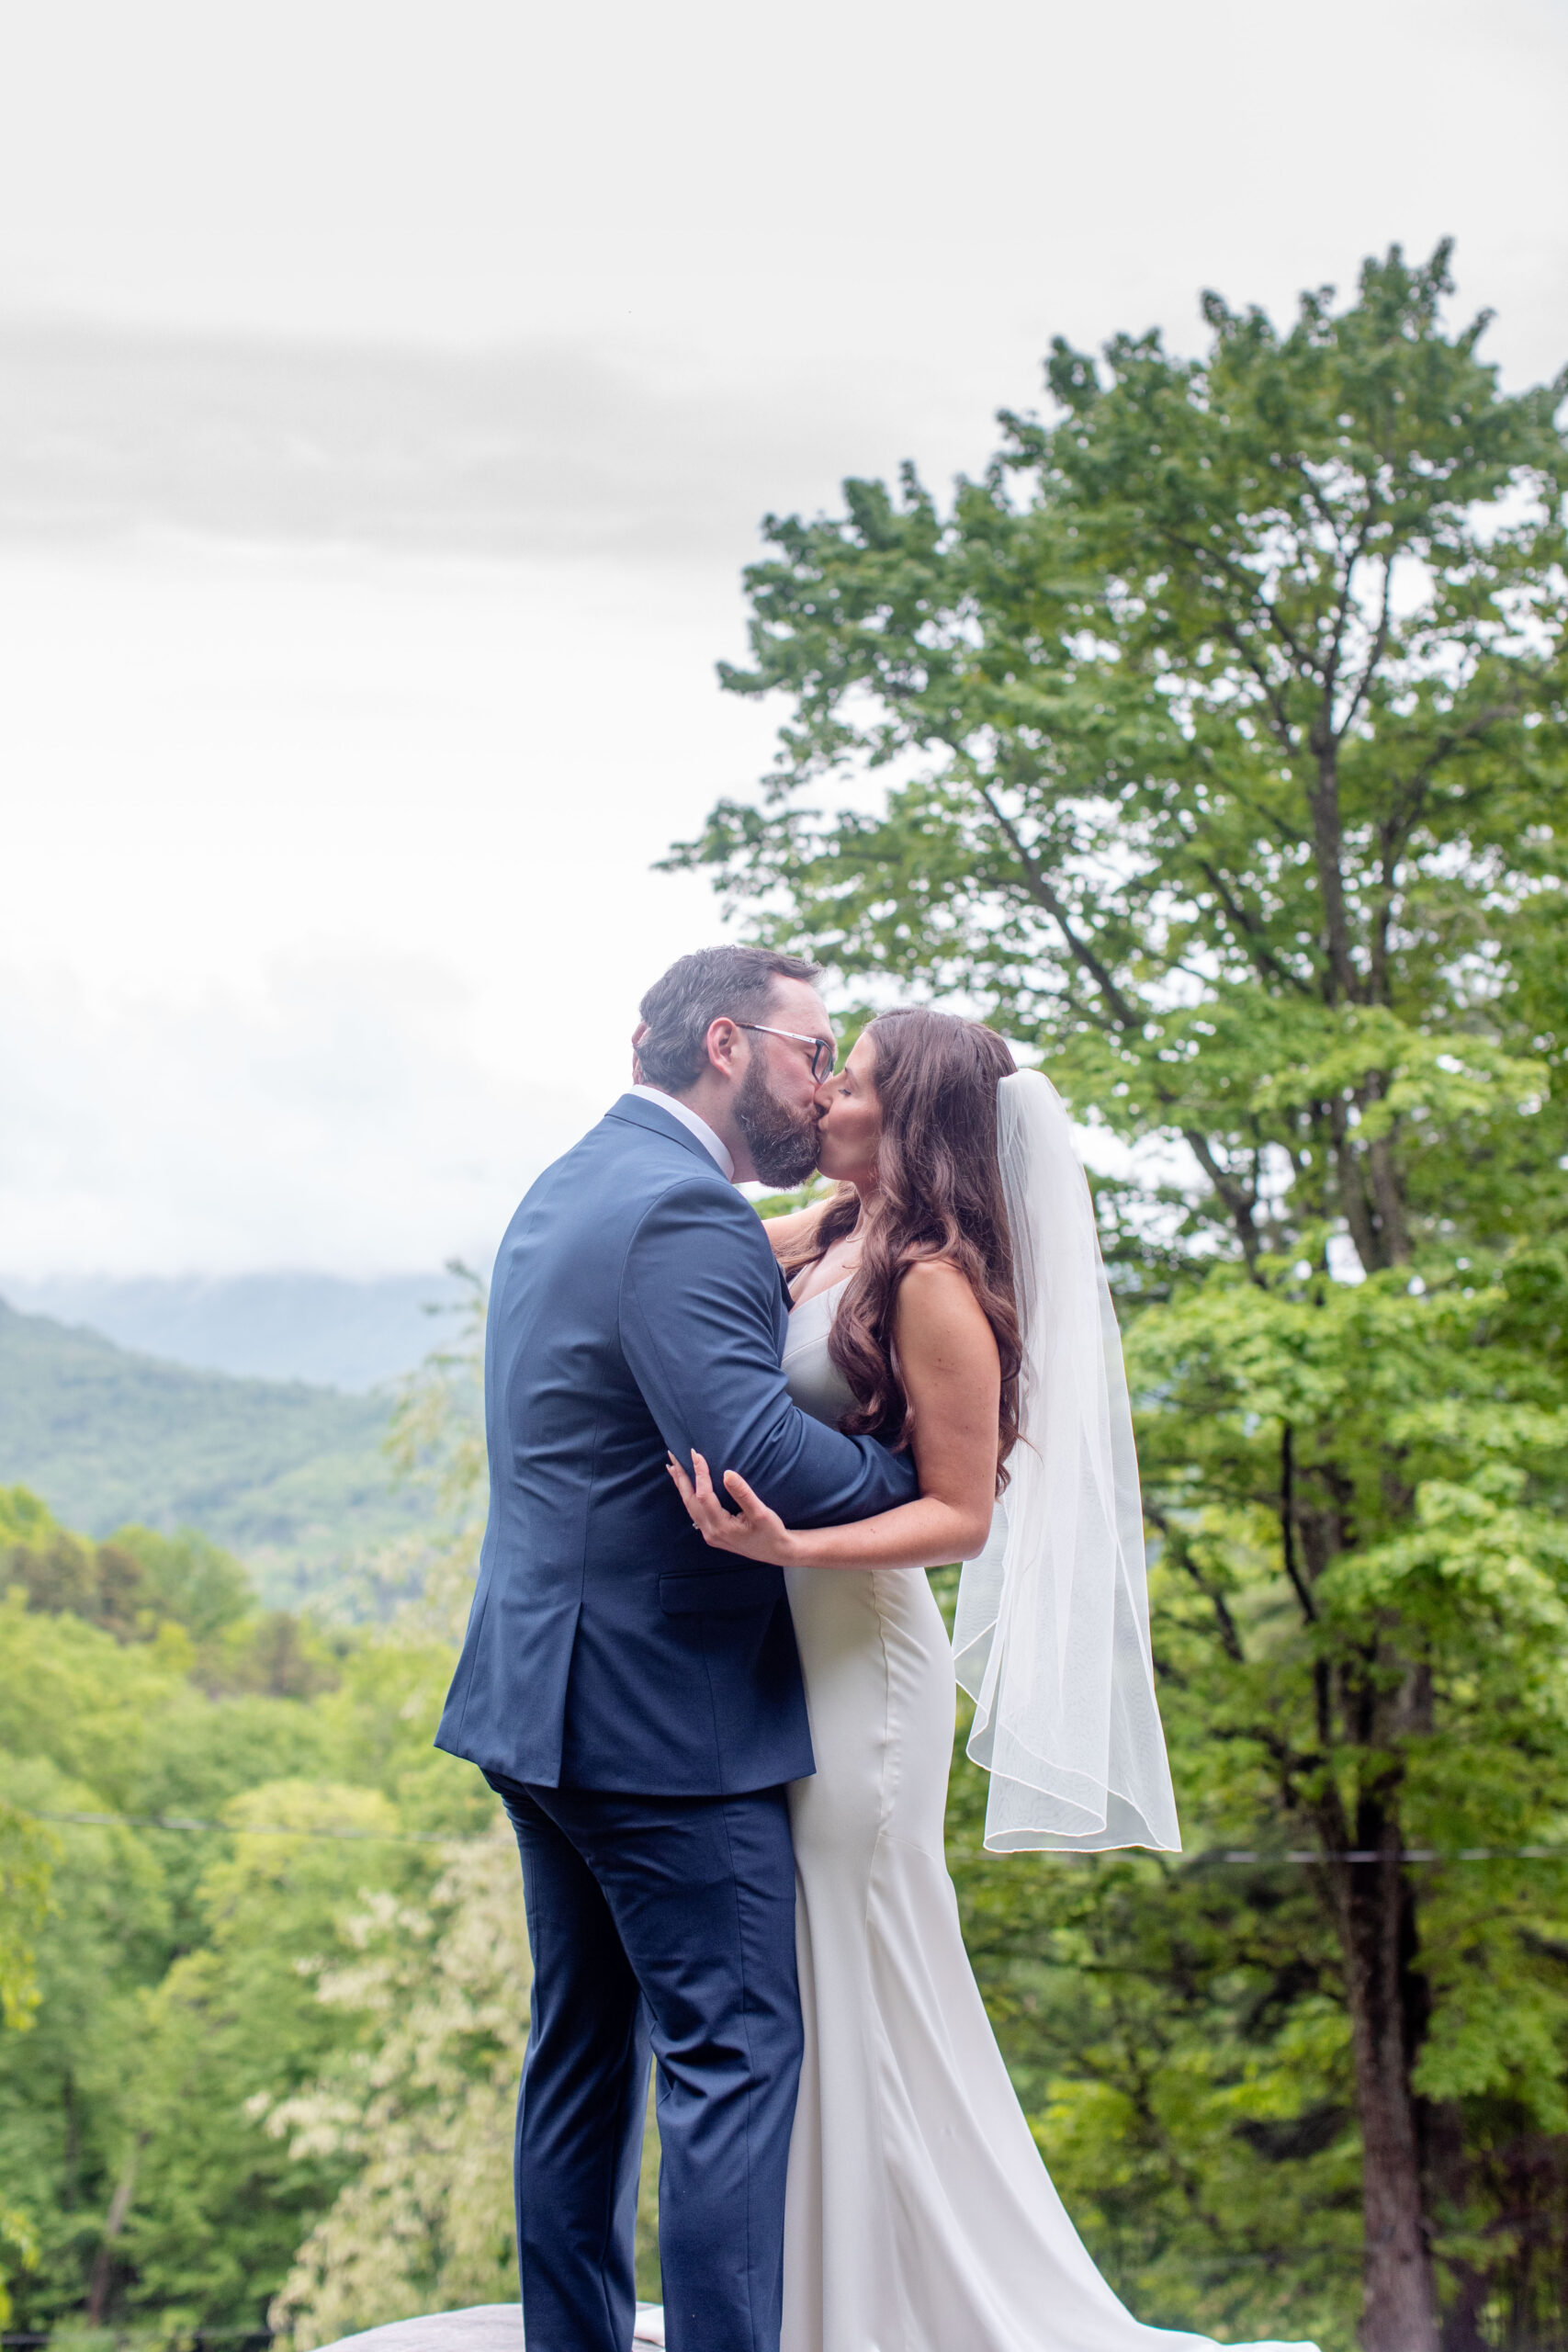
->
[670,1009,1312,2352]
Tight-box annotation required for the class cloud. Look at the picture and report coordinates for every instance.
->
[0,318,981,569]
[4,0,1565,1283]
[0,953,596,1275]
[0,533,762,1278]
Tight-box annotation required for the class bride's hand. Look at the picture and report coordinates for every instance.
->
[667,1451,800,1566]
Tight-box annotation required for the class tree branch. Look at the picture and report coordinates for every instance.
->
[1182,1126,1263,1270]
[1146,1508,1247,1662]
[976,783,1143,1030]
[1193,858,1316,994]
[1280,1422,1319,1624]
[1334,546,1395,742]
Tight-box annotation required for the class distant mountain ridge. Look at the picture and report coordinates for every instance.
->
[0,1297,435,1610]
[0,1268,470,1391]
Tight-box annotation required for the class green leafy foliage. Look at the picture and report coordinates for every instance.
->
[260,1832,530,2349]
[0,1798,54,2034]
[675,243,1568,2351]
[0,1489,493,2336]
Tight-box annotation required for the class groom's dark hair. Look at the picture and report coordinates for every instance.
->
[637,945,822,1095]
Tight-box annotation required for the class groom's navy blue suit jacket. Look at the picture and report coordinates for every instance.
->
[435,1091,919,1795]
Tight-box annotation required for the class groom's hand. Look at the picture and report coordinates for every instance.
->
[667,1451,799,1566]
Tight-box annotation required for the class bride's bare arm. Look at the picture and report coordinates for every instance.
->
[759,1193,833,1263]
[668,1259,999,1569]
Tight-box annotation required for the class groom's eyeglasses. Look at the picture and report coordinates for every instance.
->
[736,1023,837,1083]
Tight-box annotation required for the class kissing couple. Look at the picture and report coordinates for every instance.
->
[436,947,1313,2352]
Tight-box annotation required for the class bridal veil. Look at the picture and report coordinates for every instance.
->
[953,1069,1181,1853]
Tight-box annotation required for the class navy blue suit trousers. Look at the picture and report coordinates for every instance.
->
[490,1773,801,2352]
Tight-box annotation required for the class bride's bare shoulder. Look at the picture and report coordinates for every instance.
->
[893,1257,996,1357]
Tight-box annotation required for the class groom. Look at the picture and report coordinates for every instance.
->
[435,945,918,2352]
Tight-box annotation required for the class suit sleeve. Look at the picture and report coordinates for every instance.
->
[618,1175,919,1528]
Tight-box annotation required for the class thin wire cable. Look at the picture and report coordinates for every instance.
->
[21,1806,478,1845]
[17,1808,1568,1863]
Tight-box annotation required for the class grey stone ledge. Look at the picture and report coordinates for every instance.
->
[319,2301,665,2351]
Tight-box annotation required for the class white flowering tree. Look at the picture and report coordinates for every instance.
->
[262,1831,528,2349]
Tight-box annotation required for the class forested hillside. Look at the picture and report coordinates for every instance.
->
[0,1302,432,1610]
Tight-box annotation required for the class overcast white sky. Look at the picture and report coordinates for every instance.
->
[3,0,1566,1276]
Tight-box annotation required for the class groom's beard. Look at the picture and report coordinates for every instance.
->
[735,1058,821,1189]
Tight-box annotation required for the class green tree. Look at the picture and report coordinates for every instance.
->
[0,1792,53,2037]
[0,2199,39,2328]
[0,1757,174,2324]
[112,1781,429,2329]
[5,1487,258,1654]
[0,1487,481,2335]
[671,243,1568,2352]
[112,1525,254,1643]
[380,1261,490,1645]
[262,1830,528,2349]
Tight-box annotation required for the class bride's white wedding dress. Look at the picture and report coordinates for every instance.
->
[777,1279,1309,2352]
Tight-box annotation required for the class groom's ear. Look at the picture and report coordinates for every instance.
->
[705,1016,743,1079]
[630,1021,649,1083]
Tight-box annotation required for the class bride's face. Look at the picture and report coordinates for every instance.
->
[814,1033,882,1190]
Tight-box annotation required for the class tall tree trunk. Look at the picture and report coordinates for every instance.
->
[1366,1132,1412,1266]
[1310,744,1359,1005]
[1326,1096,1384,1274]
[1334,1804,1439,2352]
[85,2147,140,2325]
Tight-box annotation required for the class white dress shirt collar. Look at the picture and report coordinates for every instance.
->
[627,1084,736,1182]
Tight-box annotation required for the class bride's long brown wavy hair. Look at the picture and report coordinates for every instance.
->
[787,1009,1022,1488]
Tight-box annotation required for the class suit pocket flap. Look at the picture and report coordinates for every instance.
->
[658,1564,784,1616]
